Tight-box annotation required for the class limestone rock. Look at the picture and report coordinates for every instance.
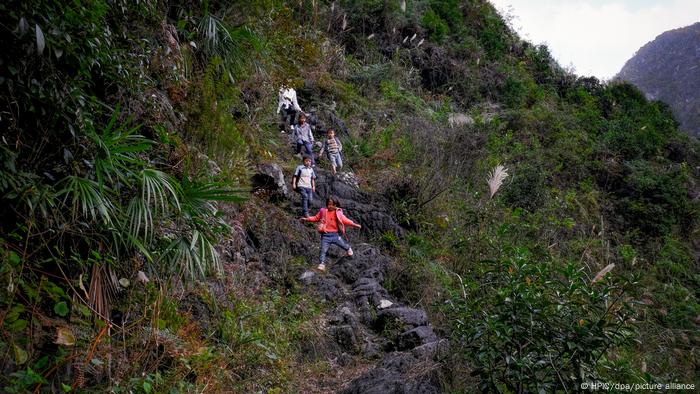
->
[411,339,450,361]
[447,113,474,128]
[376,307,428,329]
[341,352,442,394]
[378,299,393,309]
[252,163,288,197]
[396,326,438,350]
[336,171,360,189]
[299,270,315,284]
[312,169,403,236]
[331,325,358,352]
[331,245,389,283]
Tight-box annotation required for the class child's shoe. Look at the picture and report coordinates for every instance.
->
[346,248,353,257]
[317,263,326,271]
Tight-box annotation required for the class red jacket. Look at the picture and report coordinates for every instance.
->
[305,208,359,234]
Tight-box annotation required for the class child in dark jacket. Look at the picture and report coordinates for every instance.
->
[301,196,361,271]
[292,113,315,165]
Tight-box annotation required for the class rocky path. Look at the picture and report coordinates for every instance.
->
[253,166,448,393]
[299,243,448,393]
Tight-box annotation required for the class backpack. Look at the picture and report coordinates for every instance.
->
[316,208,327,233]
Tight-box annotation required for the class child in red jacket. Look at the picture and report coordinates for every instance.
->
[301,196,362,271]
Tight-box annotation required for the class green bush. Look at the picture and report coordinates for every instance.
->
[451,246,638,392]
[479,13,510,57]
[500,164,547,212]
[597,83,678,160]
[421,9,449,43]
[499,75,529,107]
[525,44,559,85]
[612,160,690,236]
[656,283,700,330]
[653,236,697,289]
[428,0,465,32]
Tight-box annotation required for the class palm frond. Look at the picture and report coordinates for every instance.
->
[140,169,180,213]
[197,15,262,77]
[5,171,60,221]
[180,178,247,217]
[487,164,509,198]
[127,196,153,240]
[59,176,115,224]
[127,169,180,240]
[161,230,221,279]
[110,224,151,259]
[86,108,151,187]
[1,146,62,221]
[198,15,232,57]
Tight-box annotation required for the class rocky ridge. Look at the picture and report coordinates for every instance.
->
[617,22,700,136]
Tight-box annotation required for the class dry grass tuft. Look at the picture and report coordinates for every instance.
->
[487,164,509,198]
[591,263,615,283]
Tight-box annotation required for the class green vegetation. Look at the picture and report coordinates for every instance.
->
[1,0,698,392]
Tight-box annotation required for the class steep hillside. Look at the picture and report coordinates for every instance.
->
[618,22,700,136]
[1,0,699,392]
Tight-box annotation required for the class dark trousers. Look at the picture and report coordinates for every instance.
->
[280,107,297,130]
[296,140,315,165]
[297,186,313,217]
[320,232,351,263]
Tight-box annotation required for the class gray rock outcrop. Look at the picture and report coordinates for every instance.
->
[252,163,288,197]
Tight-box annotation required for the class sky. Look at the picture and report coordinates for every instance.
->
[488,0,700,80]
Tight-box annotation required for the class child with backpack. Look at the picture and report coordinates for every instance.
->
[300,196,362,271]
[319,128,343,175]
[292,156,316,217]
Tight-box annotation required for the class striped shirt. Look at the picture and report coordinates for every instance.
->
[325,137,341,154]
[322,137,342,158]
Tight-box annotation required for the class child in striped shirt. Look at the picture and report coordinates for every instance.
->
[320,128,343,175]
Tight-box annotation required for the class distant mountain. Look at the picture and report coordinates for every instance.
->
[618,22,700,136]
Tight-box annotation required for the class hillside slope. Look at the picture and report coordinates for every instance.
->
[618,22,700,136]
[1,0,699,392]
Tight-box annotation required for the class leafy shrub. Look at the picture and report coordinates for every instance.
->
[499,75,529,108]
[379,80,427,111]
[185,58,250,180]
[478,12,510,57]
[597,83,679,160]
[451,246,638,392]
[525,44,559,85]
[421,9,449,43]
[428,0,465,29]
[611,160,690,236]
[656,283,700,330]
[653,236,695,286]
[500,164,547,212]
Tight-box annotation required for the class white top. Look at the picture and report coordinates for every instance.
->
[294,165,316,189]
[277,87,302,113]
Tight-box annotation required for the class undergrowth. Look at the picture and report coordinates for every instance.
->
[1,0,698,391]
